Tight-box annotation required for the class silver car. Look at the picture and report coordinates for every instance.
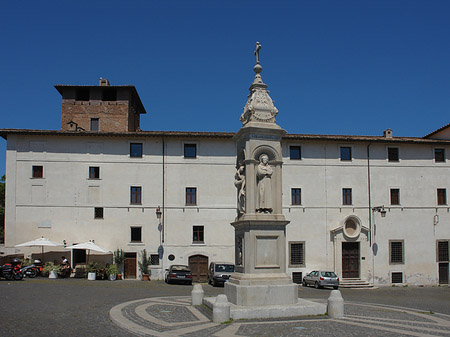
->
[302,270,339,289]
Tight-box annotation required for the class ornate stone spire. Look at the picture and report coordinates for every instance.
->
[240,42,279,127]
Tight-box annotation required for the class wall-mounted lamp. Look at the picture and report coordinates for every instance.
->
[156,206,162,220]
[372,205,386,218]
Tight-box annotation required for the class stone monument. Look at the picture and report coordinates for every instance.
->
[207,42,326,319]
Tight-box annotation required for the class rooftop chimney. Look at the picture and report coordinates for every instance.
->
[383,129,393,138]
[99,78,110,86]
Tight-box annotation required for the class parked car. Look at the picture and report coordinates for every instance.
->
[165,265,193,285]
[208,262,235,287]
[302,270,339,289]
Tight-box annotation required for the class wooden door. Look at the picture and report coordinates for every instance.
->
[124,253,137,279]
[189,255,208,282]
[342,242,360,278]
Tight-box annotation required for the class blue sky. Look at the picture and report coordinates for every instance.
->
[1,1,449,174]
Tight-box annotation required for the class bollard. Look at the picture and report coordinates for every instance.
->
[327,290,344,319]
[191,284,204,306]
[213,294,230,323]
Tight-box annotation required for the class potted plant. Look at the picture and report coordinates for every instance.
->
[114,249,125,280]
[43,262,61,279]
[138,249,151,281]
[106,264,118,281]
[86,261,104,280]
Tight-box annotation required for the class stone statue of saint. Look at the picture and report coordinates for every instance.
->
[256,154,273,213]
[234,164,246,216]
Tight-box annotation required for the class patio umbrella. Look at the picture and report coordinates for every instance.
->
[65,241,110,265]
[15,237,63,262]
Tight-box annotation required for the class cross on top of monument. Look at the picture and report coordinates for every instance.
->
[254,41,261,64]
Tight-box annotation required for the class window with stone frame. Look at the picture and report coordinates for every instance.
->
[32,165,43,178]
[193,225,204,243]
[390,240,404,264]
[435,148,446,163]
[90,118,99,131]
[289,242,305,267]
[184,144,197,158]
[388,147,399,162]
[438,188,447,205]
[130,186,142,205]
[186,187,197,205]
[342,188,352,205]
[390,188,400,205]
[437,240,449,262]
[291,188,301,205]
[340,147,352,161]
[130,227,142,242]
[89,166,100,179]
[290,146,301,160]
[130,143,143,158]
[94,207,104,219]
[150,254,160,265]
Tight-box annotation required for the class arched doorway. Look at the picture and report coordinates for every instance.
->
[188,255,208,282]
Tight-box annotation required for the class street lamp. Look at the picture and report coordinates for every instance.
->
[156,206,162,220]
[372,205,386,218]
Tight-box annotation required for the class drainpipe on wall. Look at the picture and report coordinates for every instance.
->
[367,143,375,284]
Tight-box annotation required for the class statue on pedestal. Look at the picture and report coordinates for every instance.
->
[256,154,273,213]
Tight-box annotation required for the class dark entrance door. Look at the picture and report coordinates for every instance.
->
[189,255,208,282]
[124,252,137,279]
[439,263,449,284]
[342,242,360,278]
[73,249,86,266]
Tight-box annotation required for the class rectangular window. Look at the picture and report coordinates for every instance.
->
[391,272,403,284]
[130,143,143,158]
[94,207,104,219]
[150,254,160,265]
[89,166,100,179]
[289,242,305,267]
[390,188,400,205]
[184,144,197,158]
[292,272,303,284]
[437,241,449,262]
[342,188,352,205]
[75,88,90,101]
[390,240,404,264]
[438,188,447,205]
[186,187,197,205]
[193,225,204,243]
[388,147,399,162]
[130,227,142,242]
[291,188,301,205]
[340,147,352,161]
[102,88,117,101]
[90,118,99,131]
[32,165,43,178]
[290,146,301,160]
[435,148,446,162]
[130,186,142,205]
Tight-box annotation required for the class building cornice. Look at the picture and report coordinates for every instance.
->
[1,128,450,144]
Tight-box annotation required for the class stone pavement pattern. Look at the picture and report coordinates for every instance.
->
[110,296,450,337]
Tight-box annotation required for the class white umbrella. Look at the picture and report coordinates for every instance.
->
[15,237,63,262]
[65,241,110,265]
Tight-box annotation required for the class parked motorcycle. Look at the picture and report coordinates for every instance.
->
[0,258,24,280]
[21,264,39,278]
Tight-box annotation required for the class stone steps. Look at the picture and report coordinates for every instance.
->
[339,278,375,289]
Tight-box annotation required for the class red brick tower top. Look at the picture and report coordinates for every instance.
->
[55,78,146,132]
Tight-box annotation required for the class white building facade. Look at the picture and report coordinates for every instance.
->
[1,77,450,285]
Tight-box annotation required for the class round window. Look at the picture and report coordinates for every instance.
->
[168,254,175,261]
[343,216,361,239]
